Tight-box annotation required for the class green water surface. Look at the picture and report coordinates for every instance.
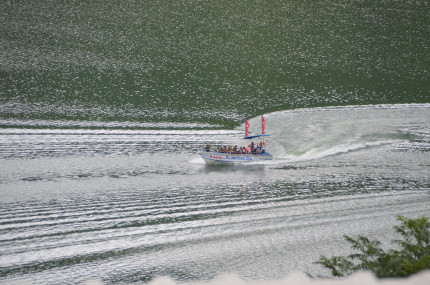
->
[1,0,429,127]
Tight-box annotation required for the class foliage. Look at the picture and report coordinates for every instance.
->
[316,215,430,278]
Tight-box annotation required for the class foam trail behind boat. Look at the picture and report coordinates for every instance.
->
[252,104,429,163]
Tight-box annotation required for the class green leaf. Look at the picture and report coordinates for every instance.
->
[316,215,430,278]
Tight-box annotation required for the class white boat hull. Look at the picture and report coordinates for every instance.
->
[199,151,273,165]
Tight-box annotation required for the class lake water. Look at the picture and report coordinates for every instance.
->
[1,104,429,284]
[1,1,430,284]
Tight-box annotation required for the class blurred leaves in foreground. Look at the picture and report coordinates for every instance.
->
[316,215,430,277]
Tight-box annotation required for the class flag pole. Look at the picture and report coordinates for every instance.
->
[261,116,265,149]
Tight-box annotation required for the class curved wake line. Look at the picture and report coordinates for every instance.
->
[280,140,398,162]
[239,103,430,164]
[270,103,430,115]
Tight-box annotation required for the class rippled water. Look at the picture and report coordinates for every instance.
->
[2,0,430,127]
[1,105,429,284]
[2,0,430,283]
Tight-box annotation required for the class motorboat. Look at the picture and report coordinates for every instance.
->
[199,116,273,165]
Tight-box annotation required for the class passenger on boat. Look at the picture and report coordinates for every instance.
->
[249,142,257,154]
[209,143,266,154]
[245,145,250,154]
[258,141,266,153]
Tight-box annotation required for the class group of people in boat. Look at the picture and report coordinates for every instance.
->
[204,141,266,154]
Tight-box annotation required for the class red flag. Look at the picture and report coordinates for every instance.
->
[261,116,265,134]
[245,119,250,137]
